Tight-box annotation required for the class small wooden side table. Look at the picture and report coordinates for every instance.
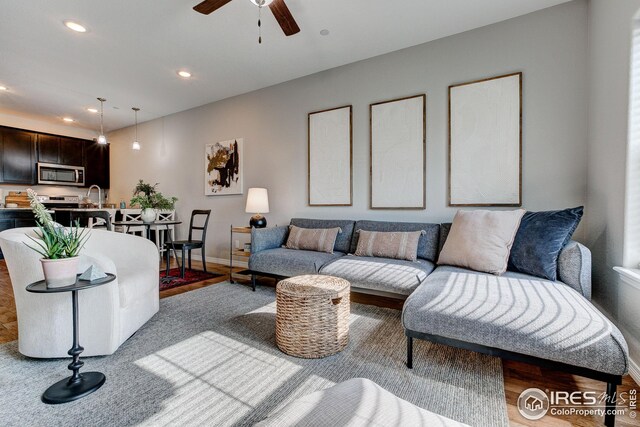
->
[26,273,116,404]
[229,226,252,286]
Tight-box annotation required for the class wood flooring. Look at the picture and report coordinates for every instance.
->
[0,259,637,426]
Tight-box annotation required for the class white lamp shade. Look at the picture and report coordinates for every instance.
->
[245,188,269,214]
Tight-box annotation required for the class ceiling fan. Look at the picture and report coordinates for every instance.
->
[193,0,300,43]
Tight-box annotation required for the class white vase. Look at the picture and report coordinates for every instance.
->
[41,257,79,288]
[141,208,156,223]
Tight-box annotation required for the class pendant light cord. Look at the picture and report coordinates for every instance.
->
[100,99,104,135]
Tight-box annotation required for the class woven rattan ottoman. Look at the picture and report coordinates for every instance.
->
[275,275,350,359]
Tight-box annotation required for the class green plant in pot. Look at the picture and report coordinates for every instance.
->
[130,180,178,223]
[25,189,89,288]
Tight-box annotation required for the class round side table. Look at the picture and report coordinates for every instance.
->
[26,273,116,404]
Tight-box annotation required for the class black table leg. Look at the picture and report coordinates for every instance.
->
[161,224,180,284]
[181,247,186,278]
[42,290,105,404]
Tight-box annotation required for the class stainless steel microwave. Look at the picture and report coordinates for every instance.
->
[37,163,85,186]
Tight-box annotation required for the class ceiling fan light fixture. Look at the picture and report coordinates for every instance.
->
[250,0,274,7]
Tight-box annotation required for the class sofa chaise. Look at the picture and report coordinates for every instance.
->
[249,217,628,426]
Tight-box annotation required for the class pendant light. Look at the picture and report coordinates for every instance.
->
[132,107,141,150]
[97,97,107,145]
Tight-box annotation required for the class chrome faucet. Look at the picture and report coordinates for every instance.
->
[87,185,102,209]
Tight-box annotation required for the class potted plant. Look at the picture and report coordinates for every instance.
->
[130,180,178,223]
[25,189,89,288]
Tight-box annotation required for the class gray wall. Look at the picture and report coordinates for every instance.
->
[107,1,589,264]
[587,0,640,368]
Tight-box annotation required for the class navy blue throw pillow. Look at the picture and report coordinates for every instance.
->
[507,207,583,281]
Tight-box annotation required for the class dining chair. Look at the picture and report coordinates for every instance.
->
[69,210,112,231]
[118,209,145,236]
[152,210,176,255]
[165,210,211,278]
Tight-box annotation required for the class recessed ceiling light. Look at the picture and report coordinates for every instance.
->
[320,29,330,36]
[64,21,87,33]
[0,86,7,91]
[62,117,75,122]
[87,107,98,113]
[177,70,192,78]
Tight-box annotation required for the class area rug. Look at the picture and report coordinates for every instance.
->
[159,267,224,291]
[0,282,508,427]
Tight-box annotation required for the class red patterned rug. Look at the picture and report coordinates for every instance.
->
[159,268,225,291]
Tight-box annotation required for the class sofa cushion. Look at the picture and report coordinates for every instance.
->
[354,230,424,261]
[437,209,525,275]
[249,247,345,277]
[402,266,628,375]
[255,378,468,427]
[290,218,355,253]
[285,225,342,253]
[320,255,435,295]
[350,220,440,262]
[438,223,452,255]
[508,207,583,281]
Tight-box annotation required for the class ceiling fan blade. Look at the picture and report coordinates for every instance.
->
[193,0,233,15]
[269,0,300,36]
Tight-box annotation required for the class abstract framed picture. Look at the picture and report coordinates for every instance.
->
[205,138,243,196]
[308,105,353,206]
[370,94,426,210]
[449,72,522,206]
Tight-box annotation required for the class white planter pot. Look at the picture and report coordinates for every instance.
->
[141,208,157,223]
[41,257,79,288]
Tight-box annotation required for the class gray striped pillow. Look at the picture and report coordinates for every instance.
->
[354,230,424,261]
[284,225,342,254]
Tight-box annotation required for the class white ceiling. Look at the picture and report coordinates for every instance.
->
[0,0,570,132]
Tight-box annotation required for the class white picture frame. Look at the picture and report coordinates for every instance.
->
[308,105,352,206]
[370,94,426,210]
[449,72,522,206]
[205,138,243,196]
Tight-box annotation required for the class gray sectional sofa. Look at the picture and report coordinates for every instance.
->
[249,218,628,427]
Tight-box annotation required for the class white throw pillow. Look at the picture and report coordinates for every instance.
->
[437,209,525,275]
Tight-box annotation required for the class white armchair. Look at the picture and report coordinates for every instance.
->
[0,227,159,358]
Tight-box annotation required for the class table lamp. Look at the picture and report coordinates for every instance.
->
[245,187,269,228]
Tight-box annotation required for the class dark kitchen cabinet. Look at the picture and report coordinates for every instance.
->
[0,127,36,184]
[84,140,110,189]
[37,134,84,166]
[37,134,61,163]
[0,126,108,187]
[60,137,84,166]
